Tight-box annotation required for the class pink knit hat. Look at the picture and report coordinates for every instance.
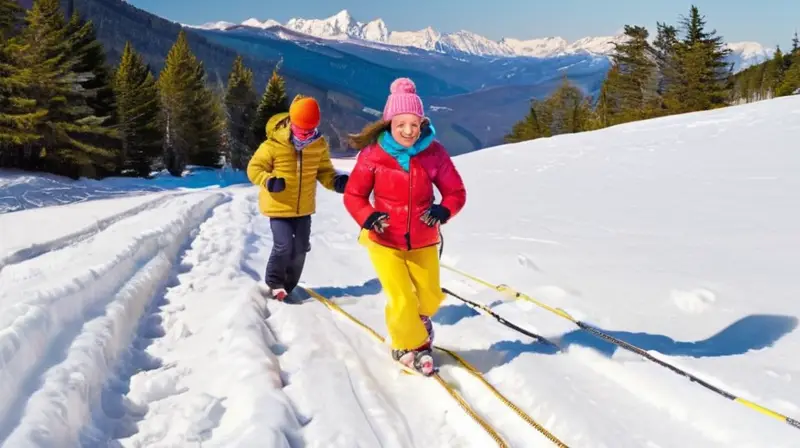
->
[382,78,424,121]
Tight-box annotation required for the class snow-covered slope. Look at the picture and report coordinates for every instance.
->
[190,9,769,68]
[1,96,799,446]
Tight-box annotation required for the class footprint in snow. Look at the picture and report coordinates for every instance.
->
[671,288,716,314]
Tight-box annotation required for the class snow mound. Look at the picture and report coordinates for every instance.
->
[671,288,717,314]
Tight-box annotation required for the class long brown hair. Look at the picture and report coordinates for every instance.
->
[348,119,390,150]
[348,117,432,150]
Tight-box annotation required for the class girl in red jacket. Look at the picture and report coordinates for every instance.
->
[343,78,467,375]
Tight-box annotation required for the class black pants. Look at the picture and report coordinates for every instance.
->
[266,215,311,293]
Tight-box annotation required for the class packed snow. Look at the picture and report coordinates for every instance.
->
[0,166,247,214]
[1,96,799,447]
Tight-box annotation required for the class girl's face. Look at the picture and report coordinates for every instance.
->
[390,114,423,148]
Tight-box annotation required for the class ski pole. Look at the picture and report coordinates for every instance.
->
[440,264,800,430]
[442,287,558,348]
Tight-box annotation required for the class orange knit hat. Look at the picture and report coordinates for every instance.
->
[289,97,321,130]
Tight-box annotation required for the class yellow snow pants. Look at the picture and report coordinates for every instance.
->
[358,230,445,350]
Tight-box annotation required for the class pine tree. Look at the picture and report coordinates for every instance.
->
[224,55,258,169]
[791,31,799,55]
[504,77,593,143]
[776,57,800,96]
[0,0,44,168]
[191,74,225,168]
[64,10,120,175]
[113,41,162,177]
[671,5,733,111]
[158,31,195,175]
[504,99,548,143]
[0,0,23,37]
[761,47,784,97]
[652,22,680,103]
[64,12,115,129]
[593,67,617,128]
[251,69,289,143]
[158,30,223,175]
[544,77,594,135]
[606,25,659,121]
[12,0,118,178]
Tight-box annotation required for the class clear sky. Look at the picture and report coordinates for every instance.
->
[127,0,798,47]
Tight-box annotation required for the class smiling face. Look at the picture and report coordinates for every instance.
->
[390,113,423,148]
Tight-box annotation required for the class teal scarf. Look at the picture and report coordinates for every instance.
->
[378,123,436,171]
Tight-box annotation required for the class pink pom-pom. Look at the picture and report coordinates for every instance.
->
[390,77,416,94]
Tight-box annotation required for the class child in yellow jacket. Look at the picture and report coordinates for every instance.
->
[247,95,348,300]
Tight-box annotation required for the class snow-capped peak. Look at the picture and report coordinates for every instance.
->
[286,9,363,41]
[190,9,625,58]
[241,18,281,29]
[189,9,767,64]
[192,20,236,31]
[723,41,773,71]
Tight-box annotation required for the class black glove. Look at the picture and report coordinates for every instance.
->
[421,204,450,226]
[363,211,389,234]
[266,177,285,193]
[333,174,348,194]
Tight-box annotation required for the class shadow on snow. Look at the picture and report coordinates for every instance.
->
[556,314,798,358]
[434,300,798,372]
[310,278,383,300]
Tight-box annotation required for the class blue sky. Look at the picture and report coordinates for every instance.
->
[128,0,798,47]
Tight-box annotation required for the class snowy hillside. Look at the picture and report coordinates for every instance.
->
[191,9,770,69]
[1,96,799,446]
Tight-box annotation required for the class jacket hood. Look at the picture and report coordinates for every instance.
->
[265,95,313,143]
[265,112,290,143]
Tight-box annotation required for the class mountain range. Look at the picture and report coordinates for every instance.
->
[12,1,775,157]
[191,9,772,68]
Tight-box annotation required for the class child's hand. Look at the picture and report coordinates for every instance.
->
[266,177,286,192]
[334,174,349,194]
[421,204,450,226]
[363,212,389,234]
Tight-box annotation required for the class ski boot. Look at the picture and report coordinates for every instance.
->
[272,288,288,301]
[392,345,436,376]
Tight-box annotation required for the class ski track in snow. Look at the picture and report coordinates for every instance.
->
[98,192,478,448]
[0,191,188,273]
[0,191,229,446]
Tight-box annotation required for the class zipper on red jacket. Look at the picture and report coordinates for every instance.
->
[405,162,412,250]
[296,150,303,214]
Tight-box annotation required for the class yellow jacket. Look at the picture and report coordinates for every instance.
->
[246,111,338,217]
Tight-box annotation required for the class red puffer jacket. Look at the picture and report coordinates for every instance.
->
[344,139,466,251]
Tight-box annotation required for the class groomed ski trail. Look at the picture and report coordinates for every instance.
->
[103,190,475,447]
[0,191,189,273]
[0,191,229,446]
